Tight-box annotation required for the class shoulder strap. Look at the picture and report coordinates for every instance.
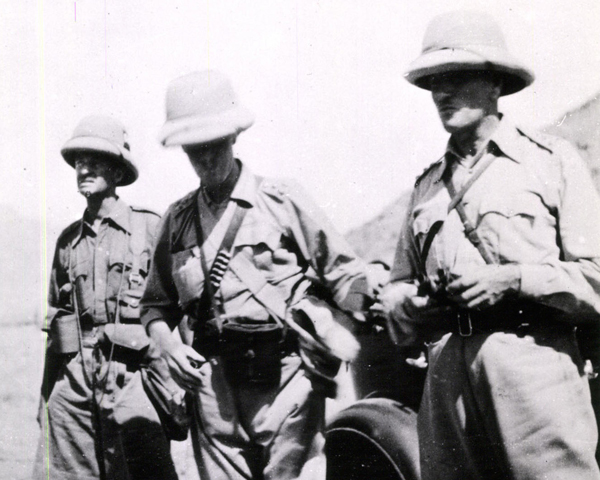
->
[208,204,248,290]
[193,196,248,318]
[415,150,498,272]
[446,150,497,213]
[228,252,287,322]
[227,252,314,339]
[443,151,498,265]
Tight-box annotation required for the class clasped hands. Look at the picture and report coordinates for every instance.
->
[376,264,521,326]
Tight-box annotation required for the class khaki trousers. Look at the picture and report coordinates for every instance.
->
[33,339,177,480]
[184,353,326,480]
[419,328,600,480]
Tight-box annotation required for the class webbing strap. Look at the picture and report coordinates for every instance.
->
[228,251,319,346]
[446,148,496,213]
[193,197,248,318]
[228,252,287,322]
[443,150,498,265]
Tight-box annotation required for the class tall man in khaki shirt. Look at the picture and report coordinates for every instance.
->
[141,70,371,480]
[381,11,600,480]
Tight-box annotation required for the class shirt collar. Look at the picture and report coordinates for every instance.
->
[72,198,130,246]
[229,160,257,207]
[435,115,524,183]
[431,153,452,184]
[487,115,527,163]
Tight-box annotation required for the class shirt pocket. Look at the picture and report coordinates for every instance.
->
[71,258,93,315]
[477,193,539,258]
[171,246,205,307]
[72,256,90,280]
[109,247,150,320]
[233,221,284,271]
[412,204,447,257]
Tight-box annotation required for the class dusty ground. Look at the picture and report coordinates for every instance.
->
[0,324,44,480]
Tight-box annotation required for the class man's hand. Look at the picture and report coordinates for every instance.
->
[403,294,454,323]
[378,282,453,324]
[446,264,521,310]
[376,282,453,344]
[148,320,206,393]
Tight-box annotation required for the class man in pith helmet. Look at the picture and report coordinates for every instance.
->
[140,70,372,480]
[33,115,178,480]
[380,10,600,480]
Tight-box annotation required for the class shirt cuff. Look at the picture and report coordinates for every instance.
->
[518,264,546,299]
[140,306,182,331]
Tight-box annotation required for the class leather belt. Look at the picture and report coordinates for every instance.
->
[442,303,572,337]
[189,316,299,358]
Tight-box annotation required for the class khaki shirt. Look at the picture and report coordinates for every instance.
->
[47,199,160,328]
[141,161,369,329]
[390,117,600,318]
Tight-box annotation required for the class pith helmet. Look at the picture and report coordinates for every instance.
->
[159,70,255,147]
[404,11,534,96]
[61,115,139,186]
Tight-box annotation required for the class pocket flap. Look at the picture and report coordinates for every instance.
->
[103,324,150,351]
[109,246,149,275]
[234,220,282,251]
[72,258,90,279]
[412,206,447,236]
[119,289,143,308]
[479,194,538,218]
[172,248,205,306]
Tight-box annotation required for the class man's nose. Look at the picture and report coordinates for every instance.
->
[77,165,91,175]
[432,89,450,103]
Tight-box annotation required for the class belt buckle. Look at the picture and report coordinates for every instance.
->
[457,310,472,337]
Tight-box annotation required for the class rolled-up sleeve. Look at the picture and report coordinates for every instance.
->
[275,181,370,312]
[519,142,600,319]
[44,241,74,333]
[390,192,420,284]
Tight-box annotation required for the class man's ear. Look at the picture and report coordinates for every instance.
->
[490,76,503,101]
[113,165,125,185]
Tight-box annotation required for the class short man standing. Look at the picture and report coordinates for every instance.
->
[140,70,370,480]
[380,11,600,480]
[34,115,177,480]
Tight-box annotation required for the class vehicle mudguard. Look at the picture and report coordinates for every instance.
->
[326,398,420,480]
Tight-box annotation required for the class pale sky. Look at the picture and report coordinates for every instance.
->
[3,0,600,249]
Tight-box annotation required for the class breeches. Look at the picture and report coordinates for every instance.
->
[419,328,600,480]
[33,342,177,480]
[185,353,326,480]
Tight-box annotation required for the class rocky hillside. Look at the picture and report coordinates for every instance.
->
[545,94,600,185]
[346,93,600,265]
[345,191,411,266]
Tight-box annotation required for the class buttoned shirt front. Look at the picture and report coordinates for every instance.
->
[141,161,369,329]
[47,199,160,327]
[391,117,600,318]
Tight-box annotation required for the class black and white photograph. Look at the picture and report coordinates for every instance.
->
[2,1,600,479]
